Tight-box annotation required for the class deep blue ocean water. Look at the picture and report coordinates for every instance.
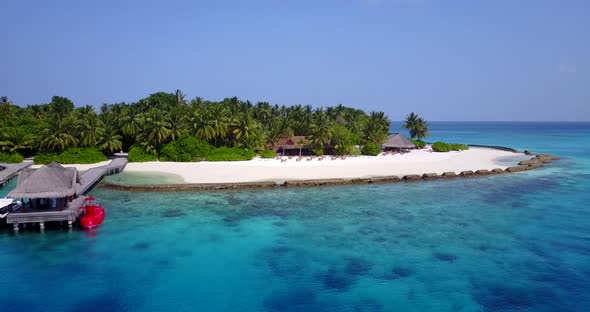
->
[1,122,589,312]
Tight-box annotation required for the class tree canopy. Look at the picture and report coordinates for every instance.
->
[0,92,404,159]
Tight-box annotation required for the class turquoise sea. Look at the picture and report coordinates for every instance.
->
[1,122,589,312]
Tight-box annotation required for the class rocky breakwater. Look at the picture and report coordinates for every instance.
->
[505,153,560,173]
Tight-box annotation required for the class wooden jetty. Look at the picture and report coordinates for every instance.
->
[0,162,32,186]
[4,158,127,230]
[77,157,128,194]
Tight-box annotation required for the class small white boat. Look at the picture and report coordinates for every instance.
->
[0,198,21,218]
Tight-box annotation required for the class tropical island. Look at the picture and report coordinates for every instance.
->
[0,92,547,187]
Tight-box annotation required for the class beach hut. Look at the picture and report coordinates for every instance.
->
[273,136,311,156]
[8,162,80,211]
[382,133,416,151]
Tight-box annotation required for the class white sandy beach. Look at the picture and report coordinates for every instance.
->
[119,147,523,183]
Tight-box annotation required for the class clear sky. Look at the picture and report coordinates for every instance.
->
[1,0,588,121]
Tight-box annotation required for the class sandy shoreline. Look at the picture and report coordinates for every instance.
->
[119,147,524,184]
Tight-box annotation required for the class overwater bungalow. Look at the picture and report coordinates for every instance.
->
[8,162,79,209]
[5,162,84,229]
[382,133,416,151]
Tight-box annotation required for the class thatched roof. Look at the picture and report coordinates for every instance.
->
[8,162,79,199]
[382,133,415,149]
[272,136,310,151]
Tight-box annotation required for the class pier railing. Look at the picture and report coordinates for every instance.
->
[0,162,32,186]
[77,158,128,194]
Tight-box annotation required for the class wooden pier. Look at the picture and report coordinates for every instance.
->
[0,162,32,186]
[4,158,127,230]
[77,157,128,194]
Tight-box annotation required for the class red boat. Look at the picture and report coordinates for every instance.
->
[80,197,105,228]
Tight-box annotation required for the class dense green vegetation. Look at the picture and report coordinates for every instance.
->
[205,147,257,162]
[0,91,397,161]
[157,136,257,162]
[362,142,381,156]
[0,152,24,163]
[410,139,426,148]
[34,148,107,165]
[128,146,158,162]
[431,142,470,152]
[259,150,277,159]
[159,136,212,162]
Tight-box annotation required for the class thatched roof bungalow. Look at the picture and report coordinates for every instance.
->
[272,136,311,156]
[382,133,416,150]
[8,162,80,210]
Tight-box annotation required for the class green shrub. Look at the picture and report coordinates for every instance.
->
[411,139,426,148]
[449,143,469,151]
[432,142,469,152]
[0,152,24,163]
[205,147,256,161]
[349,145,362,156]
[332,125,357,156]
[335,143,357,156]
[128,146,158,162]
[159,144,179,162]
[34,152,59,165]
[362,142,381,156]
[311,145,324,156]
[160,136,212,162]
[34,148,107,164]
[432,142,450,152]
[56,148,107,164]
[259,149,277,159]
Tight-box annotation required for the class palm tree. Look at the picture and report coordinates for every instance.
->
[77,111,105,147]
[308,108,333,155]
[412,118,429,140]
[0,96,13,115]
[239,127,266,150]
[0,127,36,153]
[231,113,258,145]
[167,106,189,141]
[119,106,142,138]
[175,89,187,106]
[210,105,230,145]
[403,112,429,140]
[40,119,78,151]
[99,125,123,153]
[253,102,272,126]
[190,109,216,142]
[403,112,419,138]
[362,111,390,145]
[28,104,46,120]
[345,109,366,134]
[144,109,171,152]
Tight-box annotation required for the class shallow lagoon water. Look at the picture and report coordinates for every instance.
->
[102,171,185,185]
[0,122,589,312]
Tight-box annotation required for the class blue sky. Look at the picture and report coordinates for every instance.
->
[1,0,588,121]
